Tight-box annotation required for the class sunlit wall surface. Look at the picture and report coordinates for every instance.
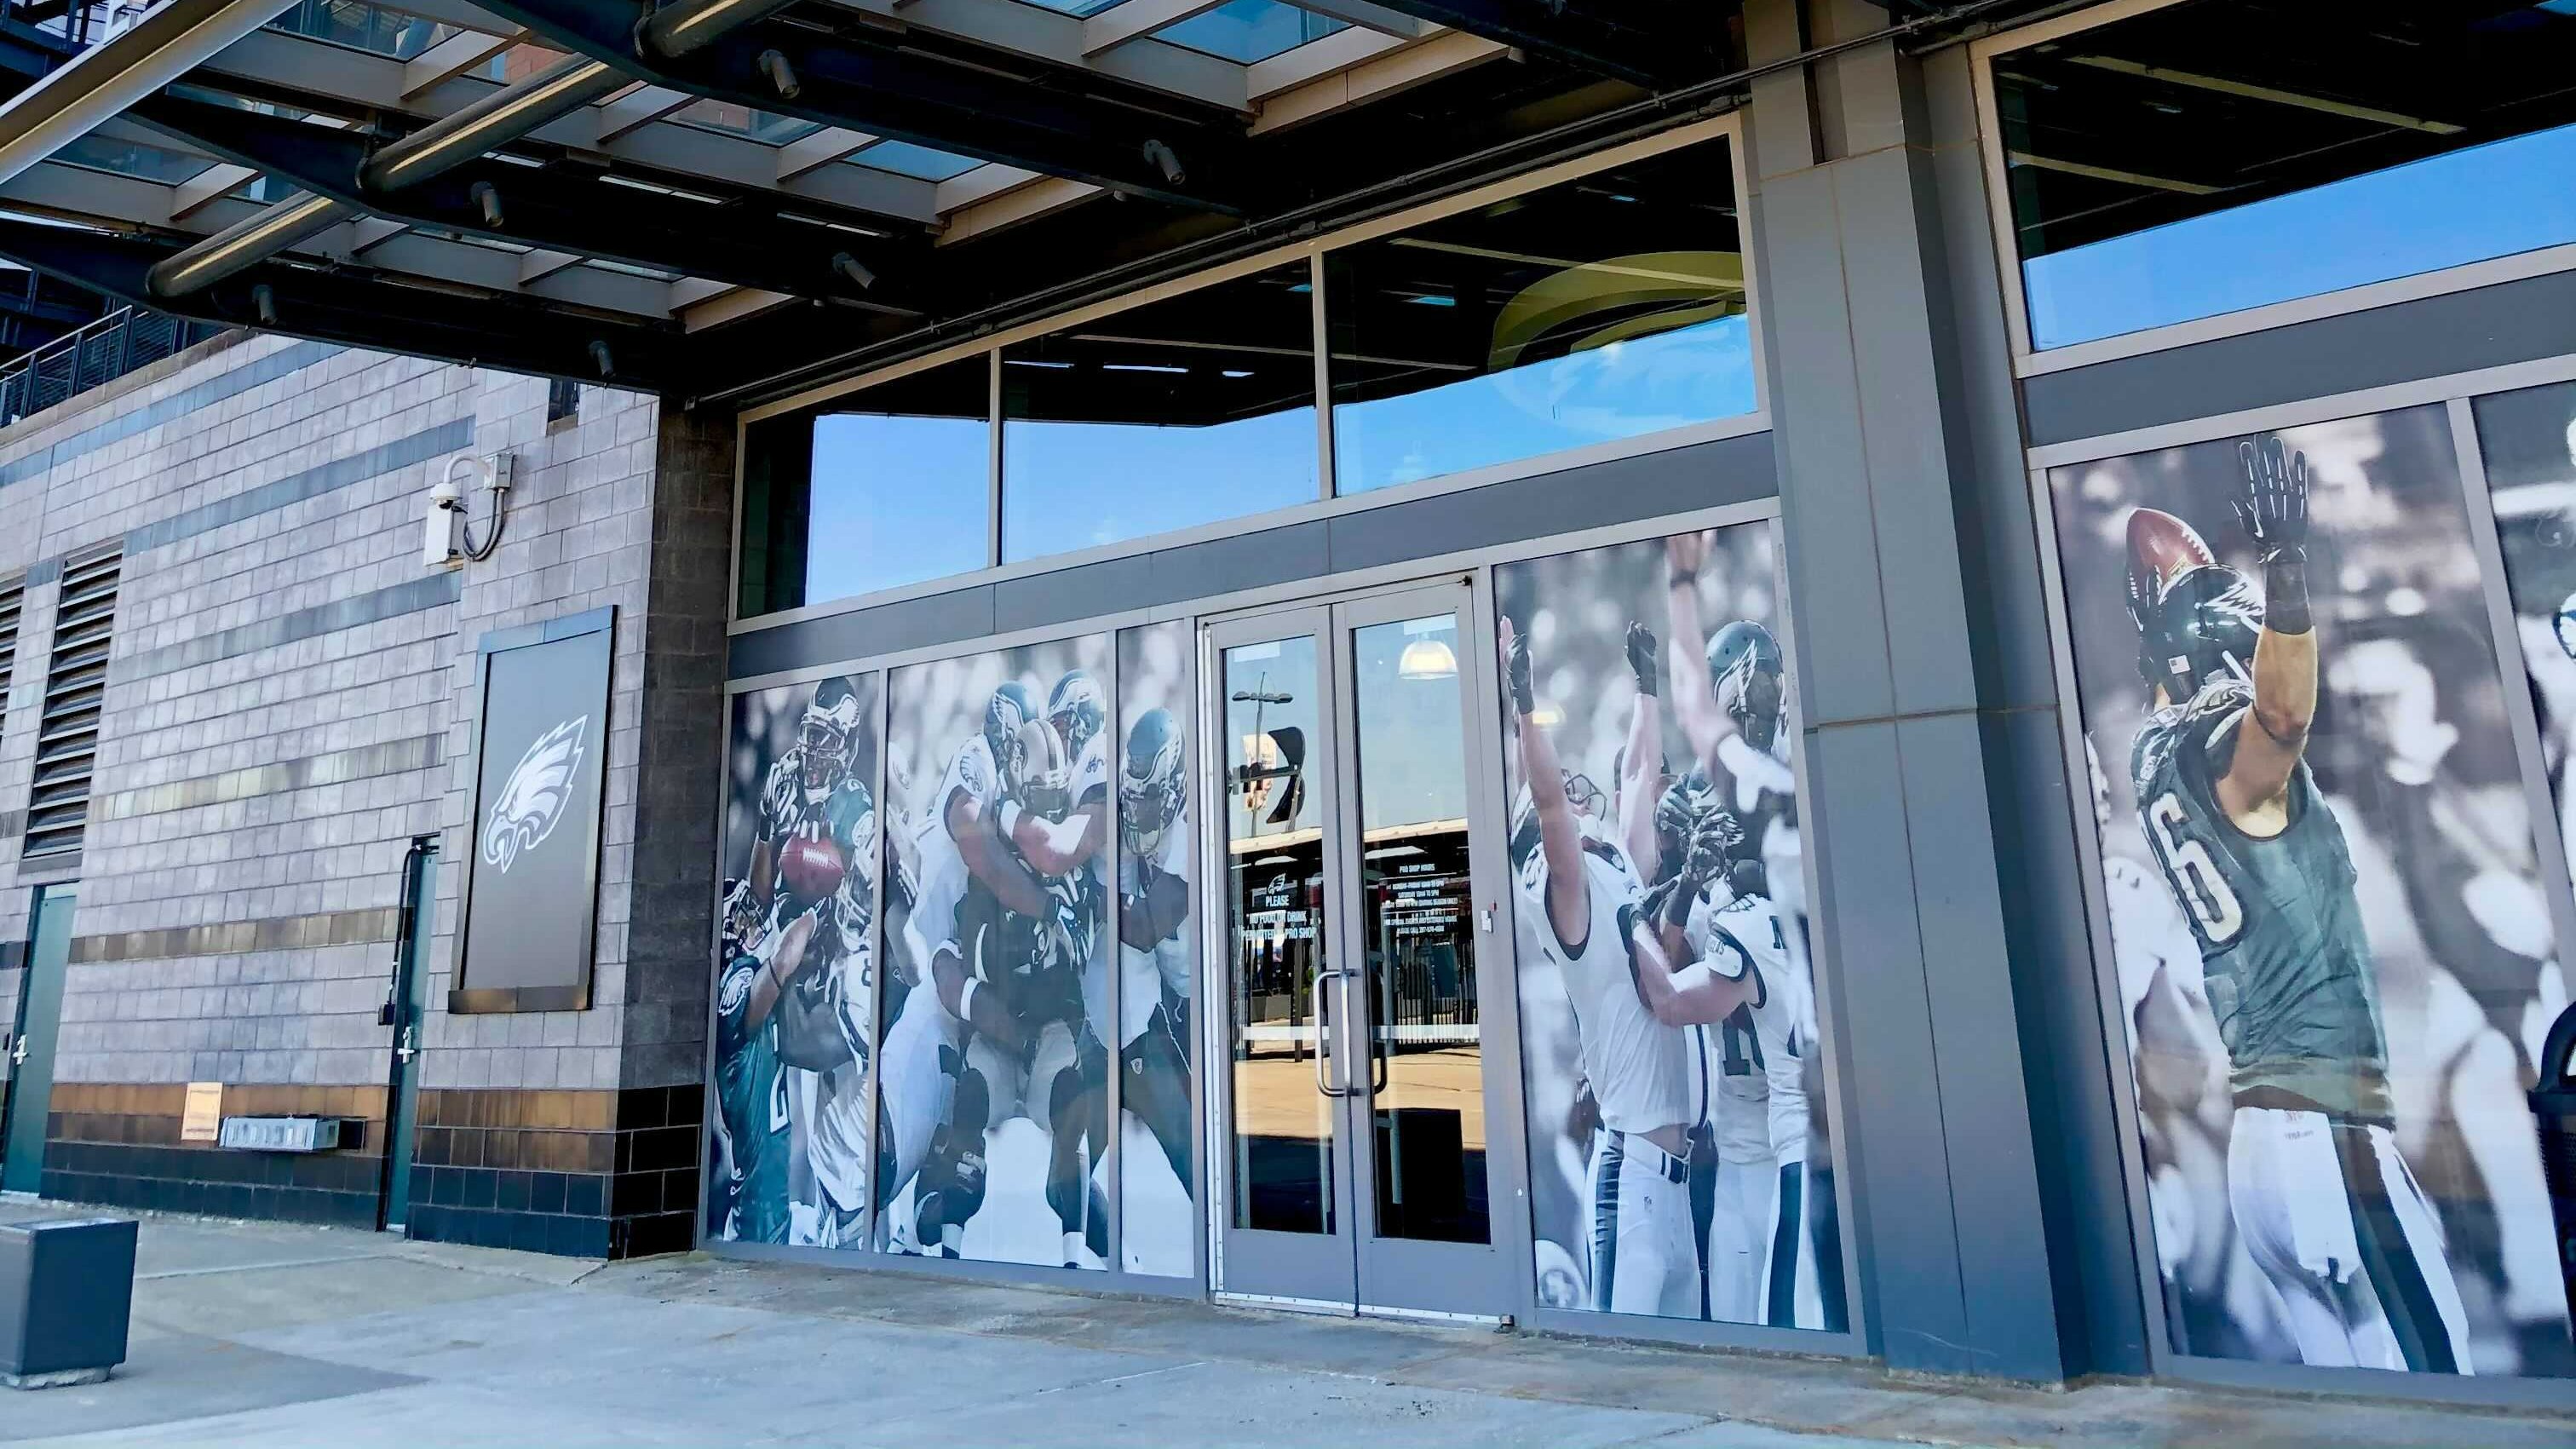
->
[1995,1,2576,350]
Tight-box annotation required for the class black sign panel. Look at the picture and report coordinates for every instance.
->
[451,608,613,1014]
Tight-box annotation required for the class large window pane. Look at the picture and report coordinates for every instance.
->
[1002,263,1318,563]
[1995,2,2576,350]
[882,635,1116,1267]
[2048,409,2572,1377]
[738,357,990,617]
[1497,522,1846,1330]
[1326,135,1753,496]
[710,673,883,1251]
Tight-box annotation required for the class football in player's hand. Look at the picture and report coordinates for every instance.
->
[2124,507,2217,621]
[779,832,847,902]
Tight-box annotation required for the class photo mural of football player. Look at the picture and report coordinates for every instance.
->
[2050,408,2576,1377]
[1497,521,1847,1331]
[882,634,1117,1268]
[1117,622,1196,1276]
[2470,378,2576,1075]
[710,673,883,1251]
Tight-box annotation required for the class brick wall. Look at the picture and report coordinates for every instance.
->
[0,332,723,1256]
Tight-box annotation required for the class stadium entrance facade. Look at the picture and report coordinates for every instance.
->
[0,0,2568,1415]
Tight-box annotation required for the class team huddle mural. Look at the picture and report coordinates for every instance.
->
[708,624,1196,1276]
[2053,405,2576,1377]
[1498,520,1848,1331]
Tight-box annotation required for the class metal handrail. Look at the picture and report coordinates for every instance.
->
[0,305,223,426]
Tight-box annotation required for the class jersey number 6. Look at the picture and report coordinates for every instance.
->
[2145,792,2244,946]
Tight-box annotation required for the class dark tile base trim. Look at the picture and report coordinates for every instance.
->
[38,1139,382,1229]
[405,1085,704,1261]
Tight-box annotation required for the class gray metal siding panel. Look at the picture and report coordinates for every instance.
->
[1759,166,1898,729]
[2022,268,2576,447]
[1837,147,1979,720]
[727,585,998,681]
[1803,719,1968,1366]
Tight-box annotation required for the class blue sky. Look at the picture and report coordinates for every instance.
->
[2024,119,2576,348]
[800,313,1761,602]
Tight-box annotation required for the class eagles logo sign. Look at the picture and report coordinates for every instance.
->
[482,715,588,872]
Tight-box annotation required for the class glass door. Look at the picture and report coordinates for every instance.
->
[1206,582,1516,1316]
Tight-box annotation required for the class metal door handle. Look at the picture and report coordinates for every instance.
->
[1311,969,1348,1097]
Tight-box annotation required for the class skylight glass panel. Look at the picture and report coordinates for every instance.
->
[675,101,825,147]
[848,141,983,181]
[1153,0,1346,63]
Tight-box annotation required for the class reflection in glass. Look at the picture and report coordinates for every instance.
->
[1349,616,1488,1244]
[1995,1,2576,348]
[1155,0,1345,62]
[675,100,825,146]
[849,141,983,181]
[1224,635,1333,1233]
[1327,136,1754,494]
[737,357,991,617]
[1003,263,1319,562]
[2476,378,2576,896]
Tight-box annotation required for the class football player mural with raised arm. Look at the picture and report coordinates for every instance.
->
[1497,520,1848,1331]
[2052,407,2574,1377]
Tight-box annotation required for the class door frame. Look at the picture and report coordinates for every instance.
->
[707,494,1872,1359]
[1197,572,1536,1323]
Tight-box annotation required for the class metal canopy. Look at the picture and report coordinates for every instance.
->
[0,0,2081,403]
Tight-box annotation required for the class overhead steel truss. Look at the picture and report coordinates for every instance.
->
[0,0,1819,395]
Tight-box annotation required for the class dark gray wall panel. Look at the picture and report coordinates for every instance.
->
[1837,147,1979,721]
[992,552,1158,635]
[1896,709,2066,1377]
[729,438,1776,678]
[1981,704,2148,1375]
[1759,165,1897,729]
[1923,39,2150,1377]
[1324,433,1776,573]
[727,584,996,679]
[2023,267,2576,447]
[1803,719,1969,1369]
[1144,520,1331,607]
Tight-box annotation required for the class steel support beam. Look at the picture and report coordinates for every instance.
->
[469,0,1251,209]
[147,0,810,300]
[1346,0,1726,89]
[132,90,924,308]
[0,0,290,188]
[0,215,693,388]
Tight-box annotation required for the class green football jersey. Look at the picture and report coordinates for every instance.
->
[715,954,791,1244]
[2130,679,2391,1124]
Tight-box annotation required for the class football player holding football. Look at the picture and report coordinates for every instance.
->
[2124,433,2470,1373]
[715,908,826,1245]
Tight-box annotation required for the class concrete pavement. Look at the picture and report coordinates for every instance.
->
[1,1201,2569,1446]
